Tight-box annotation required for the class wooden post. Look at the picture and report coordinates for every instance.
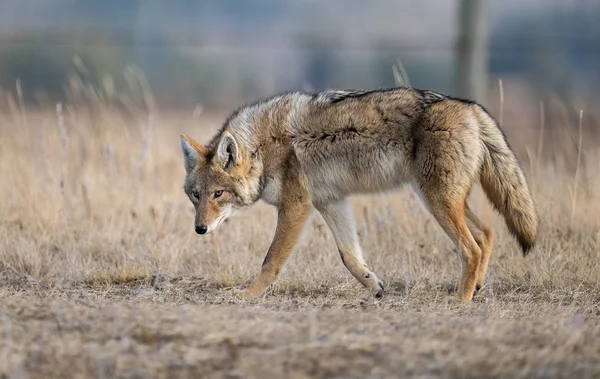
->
[457,0,489,103]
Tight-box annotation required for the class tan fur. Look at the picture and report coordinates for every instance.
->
[179,87,538,302]
[465,204,494,290]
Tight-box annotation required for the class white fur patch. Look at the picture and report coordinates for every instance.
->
[206,205,233,234]
[216,132,239,168]
[261,174,282,205]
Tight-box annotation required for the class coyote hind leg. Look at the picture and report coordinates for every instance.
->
[464,204,494,291]
[316,199,384,297]
[422,192,482,301]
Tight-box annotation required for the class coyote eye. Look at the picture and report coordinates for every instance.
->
[214,190,223,199]
[191,190,199,200]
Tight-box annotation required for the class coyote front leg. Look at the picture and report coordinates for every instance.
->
[317,199,384,297]
[239,199,312,298]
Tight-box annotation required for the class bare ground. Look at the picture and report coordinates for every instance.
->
[1,106,600,378]
[2,280,600,378]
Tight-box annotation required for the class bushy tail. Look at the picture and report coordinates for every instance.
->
[475,107,539,256]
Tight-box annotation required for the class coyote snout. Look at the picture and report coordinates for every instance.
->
[194,204,233,235]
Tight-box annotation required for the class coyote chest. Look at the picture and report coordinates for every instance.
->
[261,174,282,205]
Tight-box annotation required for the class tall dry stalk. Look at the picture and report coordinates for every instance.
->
[16,79,27,127]
[134,114,154,211]
[498,78,504,127]
[56,102,71,212]
[570,110,584,227]
[536,101,545,180]
[392,59,411,87]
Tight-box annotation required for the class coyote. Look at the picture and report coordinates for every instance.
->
[179,87,538,301]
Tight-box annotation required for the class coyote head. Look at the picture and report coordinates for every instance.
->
[179,132,261,235]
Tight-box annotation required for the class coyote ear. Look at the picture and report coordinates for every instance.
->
[216,131,239,171]
[180,134,206,173]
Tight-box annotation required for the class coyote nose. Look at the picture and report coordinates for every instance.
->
[195,225,208,235]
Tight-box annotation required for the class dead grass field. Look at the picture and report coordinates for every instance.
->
[1,92,600,378]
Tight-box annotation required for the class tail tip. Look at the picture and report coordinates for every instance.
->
[520,240,535,257]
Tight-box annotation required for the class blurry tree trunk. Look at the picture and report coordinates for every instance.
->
[457,0,488,103]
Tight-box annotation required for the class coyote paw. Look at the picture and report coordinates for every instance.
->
[454,292,475,303]
[233,287,256,299]
[474,283,486,293]
[233,282,269,299]
[360,271,385,299]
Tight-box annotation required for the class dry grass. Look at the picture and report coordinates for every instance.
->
[1,97,600,378]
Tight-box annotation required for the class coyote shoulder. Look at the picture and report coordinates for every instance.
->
[179,87,538,301]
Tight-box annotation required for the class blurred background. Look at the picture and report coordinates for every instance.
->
[0,1,598,104]
[0,0,599,160]
[2,3,600,376]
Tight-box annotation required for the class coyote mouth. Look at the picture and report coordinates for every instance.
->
[206,210,231,234]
